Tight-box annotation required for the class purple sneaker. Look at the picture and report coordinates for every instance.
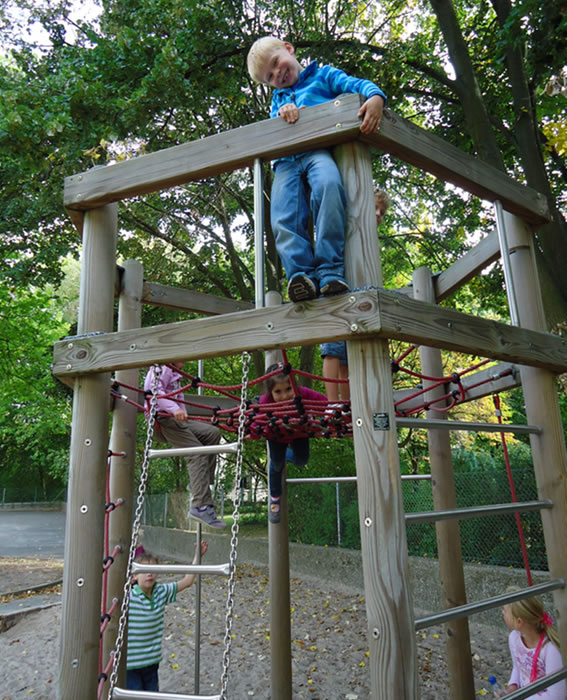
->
[189,505,226,529]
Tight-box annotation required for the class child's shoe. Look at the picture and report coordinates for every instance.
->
[287,274,317,302]
[268,495,281,523]
[320,277,349,296]
[189,505,226,529]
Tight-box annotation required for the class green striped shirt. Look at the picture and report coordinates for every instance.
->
[127,582,177,670]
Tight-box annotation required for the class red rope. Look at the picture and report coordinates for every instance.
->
[493,394,532,585]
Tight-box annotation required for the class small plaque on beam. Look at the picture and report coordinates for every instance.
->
[373,413,390,430]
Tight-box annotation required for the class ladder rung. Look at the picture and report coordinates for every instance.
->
[396,417,541,435]
[149,442,238,459]
[131,562,230,576]
[286,474,432,484]
[406,499,552,524]
[415,579,565,630]
[112,689,221,699]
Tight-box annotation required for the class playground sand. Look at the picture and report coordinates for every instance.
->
[0,556,511,699]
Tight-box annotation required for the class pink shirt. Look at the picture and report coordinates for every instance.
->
[508,630,566,699]
[144,365,186,416]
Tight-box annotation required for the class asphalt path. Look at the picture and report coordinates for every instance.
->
[0,510,66,559]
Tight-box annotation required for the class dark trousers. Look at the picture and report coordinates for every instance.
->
[126,663,159,690]
[268,438,309,497]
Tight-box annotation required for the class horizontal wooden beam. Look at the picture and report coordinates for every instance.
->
[64,96,363,211]
[393,362,520,413]
[52,289,567,377]
[141,281,254,314]
[377,290,567,372]
[361,111,549,226]
[434,231,501,302]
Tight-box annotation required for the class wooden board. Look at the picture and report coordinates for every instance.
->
[64,97,362,211]
[52,289,567,377]
[361,110,549,225]
[141,281,254,314]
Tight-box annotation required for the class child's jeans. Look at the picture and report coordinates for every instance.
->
[268,438,310,497]
[127,663,159,690]
[271,149,346,287]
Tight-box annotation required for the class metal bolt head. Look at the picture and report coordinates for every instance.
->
[84,438,92,446]
[66,364,72,370]
[364,517,372,527]
[129,343,137,351]
[265,322,274,331]
[355,418,363,427]
[334,99,341,106]
[71,658,79,668]
[76,578,85,587]
[336,122,342,129]
[349,295,356,303]
[372,627,380,639]
[67,342,73,349]
[350,323,359,332]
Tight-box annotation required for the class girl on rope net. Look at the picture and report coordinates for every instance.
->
[253,363,328,523]
[496,590,566,698]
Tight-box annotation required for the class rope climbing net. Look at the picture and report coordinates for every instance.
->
[109,346,517,443]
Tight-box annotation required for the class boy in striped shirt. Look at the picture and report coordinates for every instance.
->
[247,36,386,303]
[126,541,208,690]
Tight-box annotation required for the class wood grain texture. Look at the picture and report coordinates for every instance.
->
[505,211,567,661]
[414,266,475,700]
[102,260,144,691]
[64,97,361,210]
[434,231,501,302]
[58,205,117,699]
[142,281,254,314]
[336,141,418,698]
[362,110,549,225]
[52,288,567,377]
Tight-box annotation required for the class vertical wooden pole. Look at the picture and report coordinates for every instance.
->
[505,211,567,656]
[266,290,292,700]
[334,141,418,698]
[101,260,144,691]
[413,266,475,700]
[58,204,117,699]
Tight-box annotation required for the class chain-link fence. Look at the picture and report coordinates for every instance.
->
[144,467,546,572]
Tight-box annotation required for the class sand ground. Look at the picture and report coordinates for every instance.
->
[0,556,511,699]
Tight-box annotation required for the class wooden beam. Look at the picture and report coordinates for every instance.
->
[337,140,418,698]
[361,111,549,225]
[64,95,549,228]
[64,96,362,211]
[394,362,520,414]
[52,289,567,378]
[434,231,501,302]
[141,281,254,314]
[377,291,567,373]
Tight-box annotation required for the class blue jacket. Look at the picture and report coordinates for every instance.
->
[270,60,386,117]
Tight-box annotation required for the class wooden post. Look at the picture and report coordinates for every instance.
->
[413,266,475,700]
[58,204,118,699]
[101,260,144,691]
[266,291,292,700]
[505,210,567,655]
[334,141,418,698]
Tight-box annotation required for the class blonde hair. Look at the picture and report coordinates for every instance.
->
[506,590,560,648]
[374,188,391,211]
[247,36,288,83]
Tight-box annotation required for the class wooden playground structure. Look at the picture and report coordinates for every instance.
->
[53,93,567,699]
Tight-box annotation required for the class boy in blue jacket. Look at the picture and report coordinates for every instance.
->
[247,37,386,302]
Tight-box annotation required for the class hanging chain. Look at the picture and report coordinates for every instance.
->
[107,365,161,699]
[220,351,250,699]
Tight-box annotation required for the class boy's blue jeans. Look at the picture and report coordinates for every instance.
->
[271,149,346,287]
[127,663,159,690]
[268,438,310,498]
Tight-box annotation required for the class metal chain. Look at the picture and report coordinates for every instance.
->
[107,364,161,698]
[220,351,250,699]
